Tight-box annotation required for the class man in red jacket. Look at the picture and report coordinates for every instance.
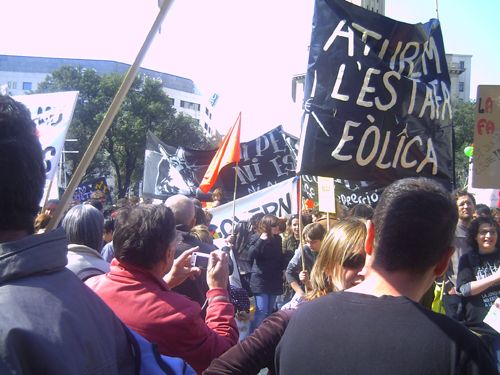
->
[87,204,238,374]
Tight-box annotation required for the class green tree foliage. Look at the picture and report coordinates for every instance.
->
[452,100,475,189]
[37,66,216,198]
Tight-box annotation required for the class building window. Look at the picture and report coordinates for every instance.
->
[180,100,200,111]
[8,81,17,89]
[204,123,208,130]
[22,82,32,91]
[205,107,210,116]
[459,60,465,70]
[459,82,465,92]
[167,97,175,106]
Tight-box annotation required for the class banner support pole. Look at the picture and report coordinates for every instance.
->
[45,0,175,231]
[231,162,239,233]
[41,177,55,215]
[298,175,307,292]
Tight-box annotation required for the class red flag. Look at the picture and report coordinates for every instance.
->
[199,112,241,194]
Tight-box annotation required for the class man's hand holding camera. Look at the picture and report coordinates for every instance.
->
[207,250,229,290]
[164,247,202,288]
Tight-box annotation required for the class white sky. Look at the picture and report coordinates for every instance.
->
[1,0,499,140]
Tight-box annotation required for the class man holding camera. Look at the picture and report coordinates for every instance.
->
[86,204,238,374]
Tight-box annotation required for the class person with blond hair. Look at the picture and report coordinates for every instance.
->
[284,222,326,308]
[191,224,214,245]
[204,218,367,374]
[305,218,367,299]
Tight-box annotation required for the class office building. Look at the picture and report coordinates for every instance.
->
[0,54,216,136]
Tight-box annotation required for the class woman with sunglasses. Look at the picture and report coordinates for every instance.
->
[204,217,367,375]
[457,216,500,370]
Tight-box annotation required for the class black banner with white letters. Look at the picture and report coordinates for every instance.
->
[72,177,111,203]
[334,179,384,209]
[298,0,453,189]
[142,126,296,200]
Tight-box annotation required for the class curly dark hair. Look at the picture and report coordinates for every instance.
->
[467,216,499,252]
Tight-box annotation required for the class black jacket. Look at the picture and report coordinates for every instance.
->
[248,234,285,295]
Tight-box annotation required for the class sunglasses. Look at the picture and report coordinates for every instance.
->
[479,229,497,236]
[342,253,366,269]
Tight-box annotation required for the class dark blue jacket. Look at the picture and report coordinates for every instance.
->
[0,229,135,374]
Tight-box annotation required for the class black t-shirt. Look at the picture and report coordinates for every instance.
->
[275,291,496,375]
[457,250,500,335]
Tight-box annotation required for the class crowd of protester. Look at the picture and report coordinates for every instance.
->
[1,95,500,374]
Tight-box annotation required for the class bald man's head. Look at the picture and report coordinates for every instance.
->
[164,195,196,228]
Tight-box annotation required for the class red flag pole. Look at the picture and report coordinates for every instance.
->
[199,112,241,194]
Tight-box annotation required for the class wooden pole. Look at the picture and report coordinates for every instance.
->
[45,0,175,231]
[40,177,55,215]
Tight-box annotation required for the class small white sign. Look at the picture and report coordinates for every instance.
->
[484,300,500,334]
[318,176,335,213]
[472,85,500,188]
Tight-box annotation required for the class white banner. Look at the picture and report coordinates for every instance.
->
[14,91,79,201]
[473,85,500,188]
[210,177,297,238]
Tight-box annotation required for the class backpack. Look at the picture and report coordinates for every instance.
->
[124,325,196,375]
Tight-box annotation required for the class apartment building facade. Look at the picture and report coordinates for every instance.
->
[0,54,217,136]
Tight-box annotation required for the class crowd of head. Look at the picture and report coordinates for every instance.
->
[1,94,499,374]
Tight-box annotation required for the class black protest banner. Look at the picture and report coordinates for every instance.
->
[73,177,111,203]
[334,179,384,209]
[219,125,296,197]
[301,175,384,209]
[142,126,296,200]
[143,132,214,198]
[298,0,453,189]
